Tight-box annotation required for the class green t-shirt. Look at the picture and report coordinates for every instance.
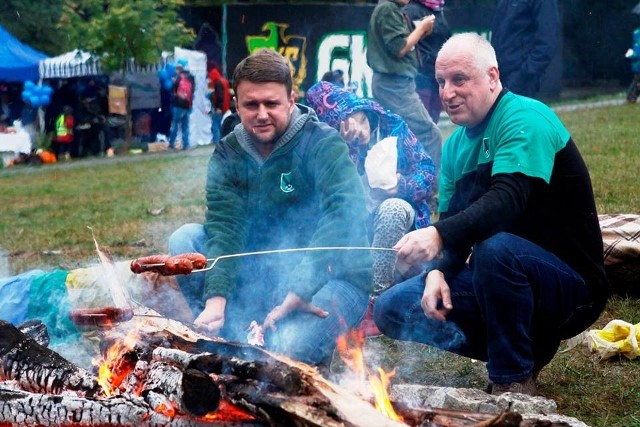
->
[440,91,571,212]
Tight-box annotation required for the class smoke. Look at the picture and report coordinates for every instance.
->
[0,246,9,277]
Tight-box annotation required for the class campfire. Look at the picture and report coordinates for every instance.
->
[0,238,573,426]
[0,315,574,427]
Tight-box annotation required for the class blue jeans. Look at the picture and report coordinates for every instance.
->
[374,232,600,384]
[168,223,369,365]
[169,107,190,149]
[210,111,222,143]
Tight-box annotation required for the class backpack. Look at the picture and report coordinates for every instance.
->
[176,73,194,108]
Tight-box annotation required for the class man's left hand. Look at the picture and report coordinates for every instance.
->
[262,292,329,332]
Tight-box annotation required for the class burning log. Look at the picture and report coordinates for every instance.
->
[16,319,50,347]
[142,363,220,417]
[0,320,99,396]
[0,317,575,427]
[0,385,260,427]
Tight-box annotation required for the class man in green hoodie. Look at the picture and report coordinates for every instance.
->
[168,49,372,368]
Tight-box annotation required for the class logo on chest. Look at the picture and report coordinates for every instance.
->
[280,171,295,193]
[482,137,490,158]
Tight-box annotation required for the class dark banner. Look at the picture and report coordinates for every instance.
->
[224,3,375,98]
[222,3,562,98]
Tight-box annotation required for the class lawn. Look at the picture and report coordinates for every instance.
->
[1,99,639,426]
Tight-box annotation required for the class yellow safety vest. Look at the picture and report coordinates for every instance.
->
[56,114,72,137]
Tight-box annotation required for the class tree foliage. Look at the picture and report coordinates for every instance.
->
[0,0,66,55]
[58,0,195,71]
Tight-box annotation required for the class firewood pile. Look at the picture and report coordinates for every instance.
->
[0,317,572,427]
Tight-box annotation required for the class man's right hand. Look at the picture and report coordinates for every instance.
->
[394,225,443,265]
[194,296,226,335]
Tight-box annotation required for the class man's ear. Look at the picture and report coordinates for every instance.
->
[488,66,500,89]
[289,91,296,112]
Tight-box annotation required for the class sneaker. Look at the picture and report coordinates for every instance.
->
[491,376,537,396]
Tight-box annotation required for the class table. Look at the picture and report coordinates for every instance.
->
[0,131,32,166]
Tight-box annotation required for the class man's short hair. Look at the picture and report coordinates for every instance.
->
[232,49,293,96]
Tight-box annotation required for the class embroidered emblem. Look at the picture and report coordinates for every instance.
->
[280,172,294,193]
[482,137,490,158]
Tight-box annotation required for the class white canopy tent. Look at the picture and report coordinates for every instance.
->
[38,49,102,79]
[39,49,168,80]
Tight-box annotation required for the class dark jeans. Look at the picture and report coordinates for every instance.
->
[626,73,640,102]
[374,232,600,384]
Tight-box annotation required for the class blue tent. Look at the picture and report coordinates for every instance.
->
[0,24,48,82]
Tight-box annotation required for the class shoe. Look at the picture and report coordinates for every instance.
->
[491,376,537,396]
[356,299,381,337]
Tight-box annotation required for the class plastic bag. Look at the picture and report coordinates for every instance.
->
[365,136,398,190]
[586,319,640,360]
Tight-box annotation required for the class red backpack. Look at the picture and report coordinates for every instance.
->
[176,73,194,108]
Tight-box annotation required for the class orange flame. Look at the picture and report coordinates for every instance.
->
[336,328,403,421]
[93,330,139,396]
[369,368,403,421]
[335,328,367,383]
[202,400,255,422]
[155,402,177,418]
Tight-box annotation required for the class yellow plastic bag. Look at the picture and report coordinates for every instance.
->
[586,319,640,360]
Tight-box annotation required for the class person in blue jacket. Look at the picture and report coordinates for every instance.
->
[625,27,640,103]
[490,0,560,99]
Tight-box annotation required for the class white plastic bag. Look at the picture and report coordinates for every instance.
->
[587,319,640,360]
[365,136,398,190]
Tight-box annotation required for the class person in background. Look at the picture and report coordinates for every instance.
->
[374,33,610,396]
[168,59,195,151]
[404,0,451,124]
[305,80,437,336]
[77,90,110,157]
[20,99,38,147]
[207,67,232,144]
[167,49,372,369]
[625,27,640,103]
[321,69,345,88]
[367,0,443,175]
[490,0,560,99]
[54,106,74,161]
[0,89,18,128]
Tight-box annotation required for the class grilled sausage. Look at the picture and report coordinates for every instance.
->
[130,255,170,274]
[131,253,208,275]
[69,307,134,326]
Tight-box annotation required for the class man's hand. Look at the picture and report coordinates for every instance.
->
[194,296,227,335]
[262,292,329,332]
[421,270,452,322]
[394,225,443,265]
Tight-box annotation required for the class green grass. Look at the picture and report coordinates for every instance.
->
[1,99,640,426]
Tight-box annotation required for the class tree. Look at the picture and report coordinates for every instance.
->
[0,0,66,55]
[59,0,195,72]
[57,0,195,151]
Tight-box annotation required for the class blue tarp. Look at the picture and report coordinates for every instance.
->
[0,24,48,82]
